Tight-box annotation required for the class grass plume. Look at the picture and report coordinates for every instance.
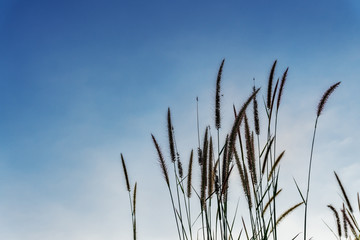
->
[276,202,303,226]
[317,82,341,117]
[252,84,260,135]
[208,137,214,196]
[228,88,260,163]
[152,134,170,187]
[267,60,277,109]
[334,171,353,212]
[187,150,193,198]
[268,150,285,181]
[276,67,288,111]
[167,108,176,162]
[141,60,343,240]
[121,153,131,192]
[244,114,257,185]
[215,59,225,130]
[327,204,342,237]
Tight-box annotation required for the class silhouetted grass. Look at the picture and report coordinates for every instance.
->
[122,60,341,240]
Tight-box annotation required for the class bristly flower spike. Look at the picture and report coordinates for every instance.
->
[267,60,277,109]
[317,82,341,117]
[252,78,260,135]
[215,59,225,130]
[167,108,176,162]
[121,153,131,192]
[152,134,170,187]
[277,67,288,111]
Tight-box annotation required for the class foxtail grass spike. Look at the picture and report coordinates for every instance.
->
[334,171,353,212]
[187,149,193,198]
[263,189,283,215]
[152,134,170,186]
[250,132,256,181]
[228,88,260,163]
[121,153,131,192]
[208,136,214,196]
[201,127,209,166]
[252,83,260,135]
[177,155,183,178]
[222,135,229,187]
[262,137,275,174]
[133,182,137,216]
[277,67,288,110]
[276,202,303,226]
[327,204,342,237]
[269,78,279,118]
[215,175,220,194]
[344,209,357,239]
[267,60,277,109]
[342,203,349,238]
[222,135,229,199]
[268,151,285,181]
[317,82,341,117]
[215,59,225,130]
[244,114,256,184]
[200,128,209,208]
[200,153,208,209]
[167,108,176,162]
[198,148,202,166]
[234,148,252,209]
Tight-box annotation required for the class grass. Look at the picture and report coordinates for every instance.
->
[326,172,360,240]
[122,60,342,239]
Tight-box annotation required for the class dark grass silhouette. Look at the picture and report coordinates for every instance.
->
[122,60,341,240]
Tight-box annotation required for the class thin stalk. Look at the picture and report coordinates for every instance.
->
[168,185,183,240]
[266,110,276,240]
[127,191,136,240]
[187,196,193,240]
[173,162,186,240]
[257,135,267,239]
[271,109,280,240]
[304,117,318,240]
[216,192,225,240]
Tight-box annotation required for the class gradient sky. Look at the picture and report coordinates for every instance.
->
[1,0,360,239]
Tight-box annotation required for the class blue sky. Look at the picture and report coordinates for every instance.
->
[0,0,360,239]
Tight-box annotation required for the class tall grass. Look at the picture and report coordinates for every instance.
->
[122,60,341,239]
[326,172,360,240]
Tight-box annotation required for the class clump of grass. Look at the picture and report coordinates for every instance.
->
[327,172,360,240]
[134,59,341,240]
[149,60,309,240]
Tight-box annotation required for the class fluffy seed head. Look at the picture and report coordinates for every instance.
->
[244,114,256,184]
[152,134,170,186]
[267,60,277,109]
[277,67,288,110]
[215,59,225,130]
[121,153,131,192]
[317,82,341,117]
[167,108,176,162]
[187,150,194,198]
[252,84,260,135]
[228,88,260,163]
[177,153,183,178]
[334,171,353,212]
[327,204,342,237]
[208,137,214,196]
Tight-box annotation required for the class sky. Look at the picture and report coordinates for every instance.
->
[0,0,360,239]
